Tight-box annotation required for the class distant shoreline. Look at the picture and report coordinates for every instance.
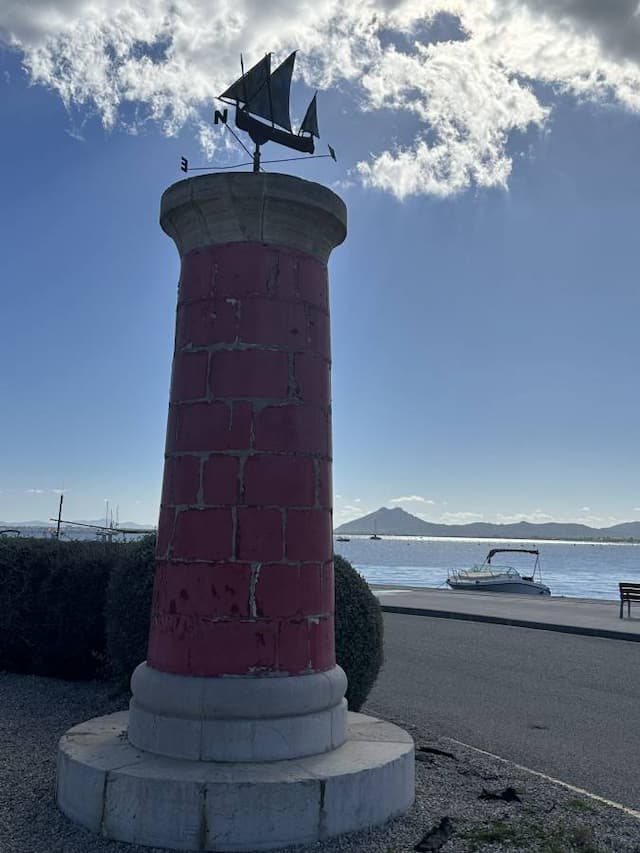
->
[333,532,640,545]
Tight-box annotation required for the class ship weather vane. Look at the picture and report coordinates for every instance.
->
[180,51,336,175]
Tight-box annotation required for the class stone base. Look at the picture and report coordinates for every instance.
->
[57,711,414,852]
[128,664,349,762]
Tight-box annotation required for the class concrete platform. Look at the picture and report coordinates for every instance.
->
[57,711,414,852]
[373,587,640,641]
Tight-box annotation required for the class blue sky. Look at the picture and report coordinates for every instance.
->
[2,1,640,529]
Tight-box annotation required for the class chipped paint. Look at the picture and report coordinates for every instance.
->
[249,562,261,618]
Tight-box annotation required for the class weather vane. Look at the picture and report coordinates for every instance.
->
[180,51,336,174]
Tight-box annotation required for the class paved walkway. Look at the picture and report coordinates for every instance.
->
[372,586,640,642]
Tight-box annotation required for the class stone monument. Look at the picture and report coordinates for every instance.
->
[56,52,414,852]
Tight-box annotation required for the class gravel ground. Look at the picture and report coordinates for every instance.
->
[1,672,640,853]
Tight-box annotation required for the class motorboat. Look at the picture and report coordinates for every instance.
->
[447,548,551,595]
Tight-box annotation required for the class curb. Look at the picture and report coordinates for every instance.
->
[379,604,640,643]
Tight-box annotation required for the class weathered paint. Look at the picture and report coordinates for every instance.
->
[148,242,335,677]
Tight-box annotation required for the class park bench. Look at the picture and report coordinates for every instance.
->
[619,582,640,618]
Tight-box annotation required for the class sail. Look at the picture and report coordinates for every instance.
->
[300,93,319,138]
[267,52,295,132]
[220,54,271,108]
[220,52,295,132]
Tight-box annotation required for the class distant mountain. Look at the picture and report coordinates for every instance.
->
[334,507,640,541]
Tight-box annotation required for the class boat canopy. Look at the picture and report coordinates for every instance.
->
[486,548,539,564]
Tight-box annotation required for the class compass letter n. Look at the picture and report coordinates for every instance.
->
[214,109,228,125]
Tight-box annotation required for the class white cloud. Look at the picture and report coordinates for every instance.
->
[4,1,640,197]
[25,488,46,494]
[580,506,591,512]
[390,495,436,504]
[496,510,554,523]
[438,510,484,522]
[511,0,640,66]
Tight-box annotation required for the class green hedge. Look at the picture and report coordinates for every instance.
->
[1,537,384,710]
[334,554,384,711]
[104,535,156,686]
[0,538,119,679]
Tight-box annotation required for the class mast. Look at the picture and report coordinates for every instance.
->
[56,493,63,540]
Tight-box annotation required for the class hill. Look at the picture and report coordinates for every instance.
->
[334,507,640,541]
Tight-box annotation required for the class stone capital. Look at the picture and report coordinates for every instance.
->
[160,172,347,264]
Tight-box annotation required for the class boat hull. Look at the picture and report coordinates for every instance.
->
[235,109,314,153]
[447,577,550,595]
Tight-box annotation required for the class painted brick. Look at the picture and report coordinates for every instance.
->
[285,509,332,562]
[254,405,328,455]
[299,255,329,310]
[202,454,240,505]
[147,614,279,676]
[173,402,252,452]
[274,255,301,302]
[305,306,330,358]
[170,350,209,403]
[237,508,283,562]
[172,508,233,562]
[295,352,330,406]
[153,561,251,618]
[178,250,215,302]
[308,615,335,672]
[277,619,310,674]
[239,297,306,349]
[254,563,300,618]
[317,459,332,508]
[253,563,323,618]
[210,349,289,399]
[175,298,238,350]
[278,253,328,310]
[164,404,178,448]
[212,244,280,299]
[243,455,314,507]
[320,559,335,613]
[298,563,324,615]
[161,455,201,506]
[150,563,163,612]
[155,506,176,560]
[232,401,254,450]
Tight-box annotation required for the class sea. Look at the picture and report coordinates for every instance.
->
[332,535,640,601]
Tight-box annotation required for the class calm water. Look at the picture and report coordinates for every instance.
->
[333,535,640,600]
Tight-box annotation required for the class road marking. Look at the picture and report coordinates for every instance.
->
[445,737,640,820]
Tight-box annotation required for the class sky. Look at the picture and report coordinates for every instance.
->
[2,1,640,530]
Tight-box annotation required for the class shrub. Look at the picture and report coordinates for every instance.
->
[334,554,384,711]
[0,537,118,679]
[104,534,156,686]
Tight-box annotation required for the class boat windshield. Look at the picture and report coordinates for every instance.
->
[450,565,519,579]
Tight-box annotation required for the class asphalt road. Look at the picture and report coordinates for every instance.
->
[364,612,640,811]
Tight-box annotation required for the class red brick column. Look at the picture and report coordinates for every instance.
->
[147,174,346,684]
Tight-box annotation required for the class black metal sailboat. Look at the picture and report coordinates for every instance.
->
[219,52,320,171]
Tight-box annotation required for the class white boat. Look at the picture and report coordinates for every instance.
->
[447,548,551,595]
